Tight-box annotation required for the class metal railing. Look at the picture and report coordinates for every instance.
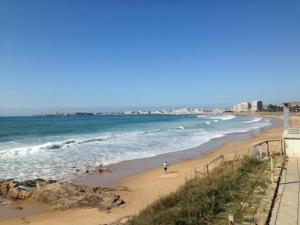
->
[194,139,283,176]
[194,154,224,175]
[287,128,300,135]
[252,139,283,159]
[193,139,284,224]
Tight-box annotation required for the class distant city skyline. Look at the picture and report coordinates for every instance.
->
[0,105,216,116]
[1,1,300,116]
[0,100,280,116]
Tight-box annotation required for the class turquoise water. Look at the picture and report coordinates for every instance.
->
[0,114,271,181]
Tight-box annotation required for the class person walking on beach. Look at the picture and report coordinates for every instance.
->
[163,161,168,174]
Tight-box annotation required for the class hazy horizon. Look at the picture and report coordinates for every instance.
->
[0,100,289,116]
[0,105,227,116]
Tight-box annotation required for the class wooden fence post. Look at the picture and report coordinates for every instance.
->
[259,145,263,160]
[253,146,257,159]
[266,141,270,158]
[228,214,234,225]
[205,164,209,174]
[271,154,274,184]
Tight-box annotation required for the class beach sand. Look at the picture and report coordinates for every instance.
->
[1,115,298,225]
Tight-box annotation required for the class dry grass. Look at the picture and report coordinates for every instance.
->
[126,157,270,225]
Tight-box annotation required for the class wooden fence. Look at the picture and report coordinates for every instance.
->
[194,154,225,175]
[194,139,283,176]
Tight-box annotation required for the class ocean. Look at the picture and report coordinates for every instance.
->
[0,114,271,181]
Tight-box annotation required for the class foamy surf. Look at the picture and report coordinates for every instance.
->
[0,115,272,181]
[205,115,237,120]
[243,117,262,123]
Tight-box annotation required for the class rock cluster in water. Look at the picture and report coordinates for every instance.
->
[84,164,113,175]
[0,179,125,210]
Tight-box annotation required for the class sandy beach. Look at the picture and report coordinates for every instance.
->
[2,1,299,223]
[2,114,298,225]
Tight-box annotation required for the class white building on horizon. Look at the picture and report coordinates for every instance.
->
[251,100,263,112]
[173,108,189,114]
[233,102,251,112]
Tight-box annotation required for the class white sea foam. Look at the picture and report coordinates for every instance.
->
[0,116,272,181]
[1,130,170,158]
[243,117,262,123]
[206,115,237,120]
[197,115,207,118]
[141,129,162,134]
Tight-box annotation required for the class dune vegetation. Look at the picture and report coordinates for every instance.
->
[126,157,270,225]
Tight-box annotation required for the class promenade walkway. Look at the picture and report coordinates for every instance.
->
[270,157,300,225]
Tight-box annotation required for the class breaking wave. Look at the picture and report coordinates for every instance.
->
[206,115,237,120]
[0,115,273,181]
[141,129,162,134]
[243,117,262,123]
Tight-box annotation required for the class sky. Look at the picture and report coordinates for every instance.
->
[0,0,300,115]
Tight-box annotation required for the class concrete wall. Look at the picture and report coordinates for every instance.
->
[285,139,300,157]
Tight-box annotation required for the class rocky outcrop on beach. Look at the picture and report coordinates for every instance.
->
[0,179,33,200]
[0,179,125,210]
[33,181,125,210]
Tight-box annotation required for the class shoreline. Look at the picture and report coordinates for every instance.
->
[0,114,269,182]
[71,115,279,187]
[0,114,285,225]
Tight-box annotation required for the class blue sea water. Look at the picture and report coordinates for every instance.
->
[0,114,271,181]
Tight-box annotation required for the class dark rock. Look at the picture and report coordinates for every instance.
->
[99,192,123,210]
[85,165,112,175]
[20,179,46,187]
[0,180,33,200]
[94,165,112,175]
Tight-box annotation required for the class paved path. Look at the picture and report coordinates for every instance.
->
[270,157,300,225]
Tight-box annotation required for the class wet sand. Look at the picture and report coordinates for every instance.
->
[1,114,295,225]
[0,201,48,220]
[72,116,280,187]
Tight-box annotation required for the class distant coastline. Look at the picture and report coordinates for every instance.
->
[35,107,221,117]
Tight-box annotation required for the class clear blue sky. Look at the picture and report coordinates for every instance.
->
[0,0,300,115]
